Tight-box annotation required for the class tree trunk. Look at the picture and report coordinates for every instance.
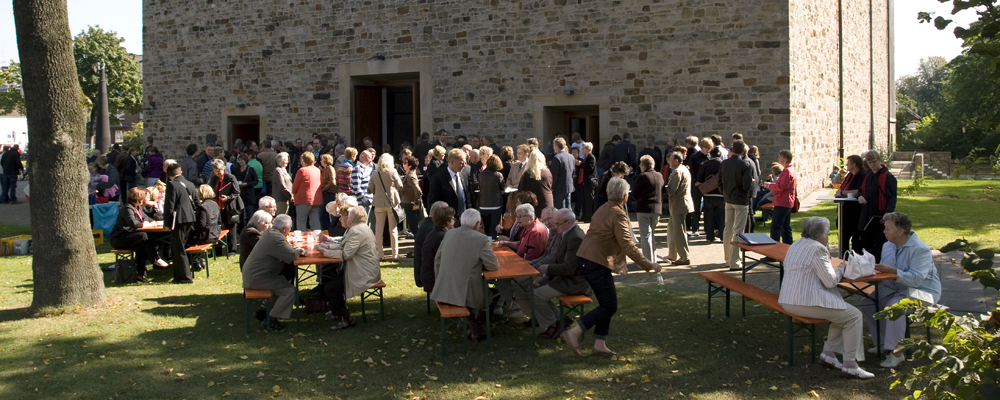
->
[14,0,105,312]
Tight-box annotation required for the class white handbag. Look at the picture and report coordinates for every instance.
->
[843,249,876,280]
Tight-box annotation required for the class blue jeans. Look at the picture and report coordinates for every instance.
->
[1,174,17,203]
[770,205,793,244]
[577,257,617,340]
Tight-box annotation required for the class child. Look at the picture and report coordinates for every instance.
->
[829,166,841,187]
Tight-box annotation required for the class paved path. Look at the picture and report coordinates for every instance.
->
[7,184,997,314]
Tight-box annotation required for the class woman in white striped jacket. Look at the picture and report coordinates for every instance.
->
[777,217,874,380]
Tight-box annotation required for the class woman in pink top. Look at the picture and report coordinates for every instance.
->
[292,151,324,230]
[766,149,798,244]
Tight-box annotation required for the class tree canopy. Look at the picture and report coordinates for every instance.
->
[0,61,26,116]
[73,26,142,117]
[920,1,1000,76]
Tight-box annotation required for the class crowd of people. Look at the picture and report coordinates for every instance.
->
[94,130,939,373]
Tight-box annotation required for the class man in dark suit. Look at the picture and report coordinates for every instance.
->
[611,132,637,177]
[579,142,598,223]
[532,208,589,338]
[163,162,201,284]
[413,132,434,170]
[637,138,663,173]
[550,138,576,209]
[426,148,472,217]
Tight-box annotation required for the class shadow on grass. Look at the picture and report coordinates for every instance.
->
[0,306,31,323]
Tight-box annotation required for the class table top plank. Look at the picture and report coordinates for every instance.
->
[485,248,540,279]
[732,241,896,283]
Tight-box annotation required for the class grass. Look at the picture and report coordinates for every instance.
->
[0,222,912,400]
[773,179,1000,251]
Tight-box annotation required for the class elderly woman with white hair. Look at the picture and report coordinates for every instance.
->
[367,153,404,260]
[320,205,382,330]
[323,193,359,237]
[862,212,941,369]
[239,210,274,269]
[272,152,294,215]
[562,177,662,357]
[778,216,874,379]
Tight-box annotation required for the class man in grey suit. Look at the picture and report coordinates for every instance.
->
[241,214,303,331]
[532,208,589,338]
[430,209,499,341]
[550,138,576,209]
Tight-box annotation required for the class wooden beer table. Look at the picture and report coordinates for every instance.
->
[483,245,540,347]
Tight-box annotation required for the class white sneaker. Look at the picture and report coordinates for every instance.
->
[879,353,906,368]
[867,346,880,354]
[840,366,875,379]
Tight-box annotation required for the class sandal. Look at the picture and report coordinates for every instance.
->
[330,318,356,330]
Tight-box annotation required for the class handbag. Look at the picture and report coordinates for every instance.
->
[698,173,719,194]
[791,193,801,213]
[377,171,406,224]
[843,249,876,280]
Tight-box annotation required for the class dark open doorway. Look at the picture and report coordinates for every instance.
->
[227,115,260,150]
[352,73,420,156]
[543,105,600,154]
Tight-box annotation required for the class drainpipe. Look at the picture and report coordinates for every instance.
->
[869,0,875,150]
[887,0,895,151]
[838,0,845,161]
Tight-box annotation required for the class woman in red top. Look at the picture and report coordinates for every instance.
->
[292,151,324,231]
[766,150,797,244]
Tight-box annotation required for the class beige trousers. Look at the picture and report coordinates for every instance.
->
[667,208,689,261]
[723,203,749,269]
[532,284,568,329]
[374,206,398,258]
[782,303,866,362]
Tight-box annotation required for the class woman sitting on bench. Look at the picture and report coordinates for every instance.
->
[778,217,874,379]
[109,188,158,283]
[320,205,382,330]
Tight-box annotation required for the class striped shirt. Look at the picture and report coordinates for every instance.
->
[777,238,849,309]
[351,162,374,205]
[336,160,354,195]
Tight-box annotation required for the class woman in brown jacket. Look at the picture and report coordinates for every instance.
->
[319,154,338,231]
[399,155,423,237]
[561,177,662,357]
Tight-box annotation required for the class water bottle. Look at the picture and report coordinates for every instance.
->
[657,273,665,293]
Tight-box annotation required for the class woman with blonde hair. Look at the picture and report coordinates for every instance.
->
[516,149,553,217]
[367,153,403,260]
[425,145,447,182]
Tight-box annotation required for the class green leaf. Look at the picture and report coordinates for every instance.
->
[940,239,968,253]
[935,16,954,30]
[969,270,1000,290]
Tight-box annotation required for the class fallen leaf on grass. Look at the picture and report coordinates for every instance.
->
[207,381,215,387]
[273,385,281,393]
[808,390,819,397]
[640,375,650,384]
[425,374,438,381]
[769,386,777,391]
[792,384,800,389]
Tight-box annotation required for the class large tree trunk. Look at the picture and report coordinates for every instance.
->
[14,0,105,312]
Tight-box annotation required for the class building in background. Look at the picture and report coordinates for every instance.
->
[143,0,894,193]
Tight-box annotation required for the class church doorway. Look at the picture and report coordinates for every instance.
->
[352,73,421,156]
[227,115,260,150]
[542,105,600,155]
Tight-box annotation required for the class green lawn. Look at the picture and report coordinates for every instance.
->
[0,225,907,399]
[777,179,1000,251]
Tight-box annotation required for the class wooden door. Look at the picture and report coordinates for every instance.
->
[354,86,382,148]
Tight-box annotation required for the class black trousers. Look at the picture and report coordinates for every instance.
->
[861,220,888,263]
[702,197,726,241]
[323,273,348,317]
[110,231,154,277]
[580,184,595,222]
[171,222,194,283]
[688,190,703,233]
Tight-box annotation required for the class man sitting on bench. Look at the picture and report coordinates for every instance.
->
[778,217,874,379]
[242,214,303,331]
[531,208,589,338]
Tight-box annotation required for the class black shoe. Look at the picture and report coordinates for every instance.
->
[8,200,20,204]
[405,252,414,258]
[136,276,149,283]
[191,264,203,272]
[261,319,285,331]
[254,308,267,321]
[171,280,194,284]
[521,319,539,329]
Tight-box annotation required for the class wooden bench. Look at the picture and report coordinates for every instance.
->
[838,281,944,346]
[359,281,386,322]
[557,295,593,338]
[436,301,470,357]
[244,289,273,333]
[698,271,827,365]
[110,249,134,269]
[185,243,215,278]
[215,229,230,258]
[759,202,774,225]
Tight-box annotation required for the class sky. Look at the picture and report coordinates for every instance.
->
[0,1,985,80]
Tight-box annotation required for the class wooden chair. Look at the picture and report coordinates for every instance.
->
[244,289,273,333]
[558,295,593,338]
[359,281,386,322]
[436,302,470,357]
